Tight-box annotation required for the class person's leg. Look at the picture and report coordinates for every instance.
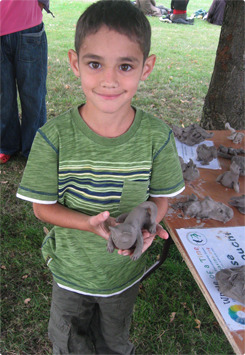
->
[156,5,170,15]
[49,280,96,354]
[16,22,47,158]
[170,13,187,20]
[91,283,140,355]
[0,34,21,156]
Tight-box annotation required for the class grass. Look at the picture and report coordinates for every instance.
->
[1,1,235,354]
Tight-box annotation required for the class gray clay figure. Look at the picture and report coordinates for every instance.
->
[107,201,158,261]
[172,123,214,146]
[225,122,244,144]
[171,193,234,223]
[216,161,240,193]
[231,156,245,176]
[229,195,245,214]
[196,144,217,165]
[218,145,245,159]
[179,156,200,181]
[215,265,245,304]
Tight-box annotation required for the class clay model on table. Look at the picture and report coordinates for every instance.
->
[215,265,245,305]
[229,195,245,214]
[107,201,158,261]
[172,123,214,146]
[179,156,200,181]
[218,145,245,159]
[196,144,217,165]
[171,193,234,223]
[216,161,240,193]
[225,122,244,144]
[231,156,245,176]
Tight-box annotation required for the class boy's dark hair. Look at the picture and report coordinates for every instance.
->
[75,0,151,62]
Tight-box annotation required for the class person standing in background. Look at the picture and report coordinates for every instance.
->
[170,0,189,21]
[0,0,52,164]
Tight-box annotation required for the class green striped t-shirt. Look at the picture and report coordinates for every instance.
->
[17,106,184,296]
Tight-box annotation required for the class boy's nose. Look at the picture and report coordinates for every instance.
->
[101,68,119,88]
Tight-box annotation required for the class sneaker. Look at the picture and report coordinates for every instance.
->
[159,17,172,23]
[0,153,11,164]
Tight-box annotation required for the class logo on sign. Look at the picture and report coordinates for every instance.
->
[187,232,207,245]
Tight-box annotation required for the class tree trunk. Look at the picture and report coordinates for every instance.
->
[201,0,245,130]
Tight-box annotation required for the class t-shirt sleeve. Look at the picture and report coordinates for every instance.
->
[16,128,58,204]
[149,129,185,197]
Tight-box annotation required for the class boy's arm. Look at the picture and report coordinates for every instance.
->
[33,202,115,240]
[148,196,168,224]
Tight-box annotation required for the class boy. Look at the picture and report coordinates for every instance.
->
[17,1,185,354]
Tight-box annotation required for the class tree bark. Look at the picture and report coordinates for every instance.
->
[201,0,245,130]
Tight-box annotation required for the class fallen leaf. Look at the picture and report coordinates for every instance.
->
[170,312,176,323]
[195,318,201,329]
[43,227,50,235]
[24,298,31,305]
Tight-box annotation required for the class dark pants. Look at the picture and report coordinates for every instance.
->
[49,280,140,355]
[0,22,47,158]
[170,13,187,20]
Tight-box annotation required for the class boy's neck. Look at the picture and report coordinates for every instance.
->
[79,104,135,138]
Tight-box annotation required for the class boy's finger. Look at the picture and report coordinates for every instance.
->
[90,211,110,226]
[157,228,169,240]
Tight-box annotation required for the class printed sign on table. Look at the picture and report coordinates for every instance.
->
[176,227,245,331]
[175,139,221,170]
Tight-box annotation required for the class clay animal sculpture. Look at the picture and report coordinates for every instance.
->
[107,201,158,261]
[196,144,217,165]
[171,193,234,223]
[215,265,245,304]
[216,161,240,193]
[172,123,214,146]
[229,195,245,214]
[231,156,245,176]
[225,122,244,144]
[217,145,245,159]
[179,156,200,181]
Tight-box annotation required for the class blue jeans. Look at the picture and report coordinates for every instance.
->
[0,22,47,158]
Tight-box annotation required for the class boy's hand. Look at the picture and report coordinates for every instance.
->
[88,211,117,240]
[117,223,168,257]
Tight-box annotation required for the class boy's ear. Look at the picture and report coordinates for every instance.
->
[140,54,156,81]
[68,49,80,78]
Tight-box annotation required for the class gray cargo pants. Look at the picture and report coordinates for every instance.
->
[48,280,140,354]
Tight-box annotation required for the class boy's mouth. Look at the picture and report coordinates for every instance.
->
[95,92,124,100]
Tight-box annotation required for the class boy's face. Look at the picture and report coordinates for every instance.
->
[69,26,155,116]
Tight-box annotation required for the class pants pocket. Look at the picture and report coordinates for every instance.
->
[19,23,46,62]
[48,304,71,353]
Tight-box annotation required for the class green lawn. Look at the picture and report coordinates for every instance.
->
[1,1,235,354]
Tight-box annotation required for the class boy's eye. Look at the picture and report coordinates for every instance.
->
[89,62,101,69]
[120,64,132,72]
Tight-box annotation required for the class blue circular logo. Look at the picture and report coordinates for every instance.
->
[187,232,207,245]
